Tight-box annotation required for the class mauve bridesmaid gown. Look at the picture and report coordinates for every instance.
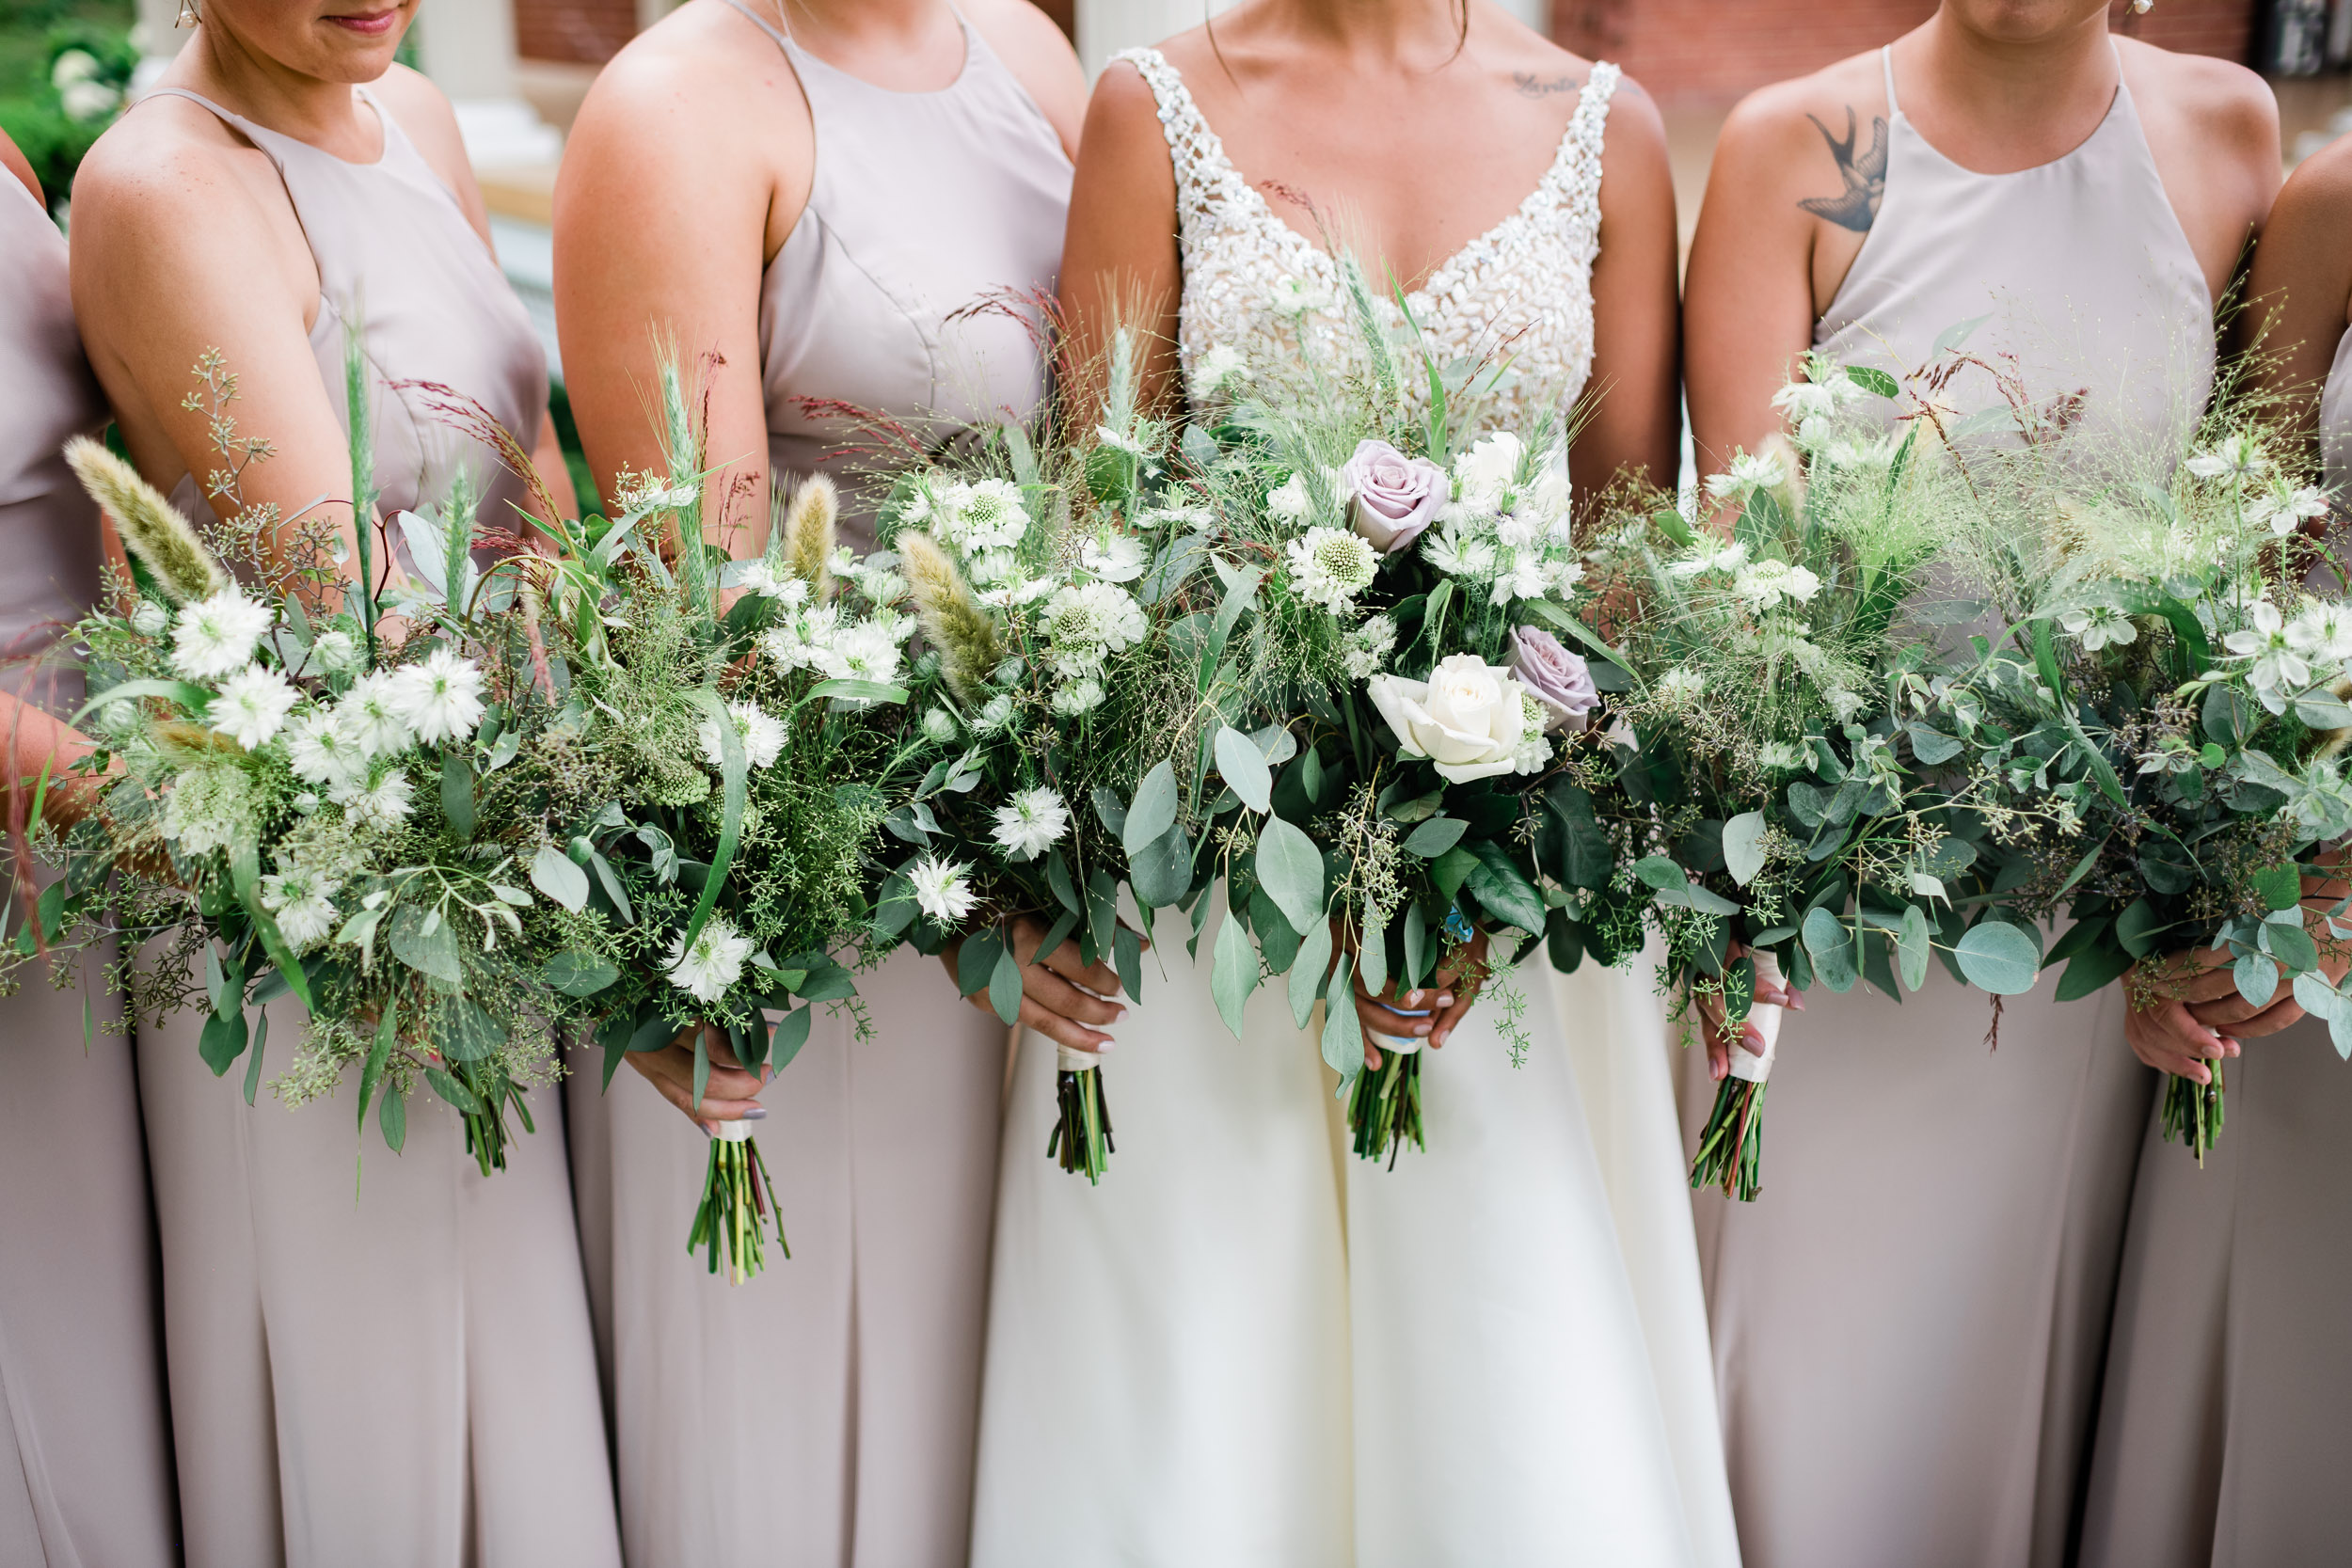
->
[119,87,621,1568]
[1692,44,2211,1568]
[2074,320,2352,1568]
[0,158,179,1568]
[559,6,1070,1563]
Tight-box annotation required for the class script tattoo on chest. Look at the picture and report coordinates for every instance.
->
[1513,72,1580,99]
[1798,106,1889,232]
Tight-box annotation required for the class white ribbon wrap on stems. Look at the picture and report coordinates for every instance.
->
[1727,952,1786,1085]
[1057,1044,1101,1072]
[714,1118,756,1144]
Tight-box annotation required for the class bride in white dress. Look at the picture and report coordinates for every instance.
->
[970,5,1737,1565]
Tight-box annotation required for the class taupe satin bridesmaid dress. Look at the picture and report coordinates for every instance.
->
[2074,325,2352,1568]
[559,6,1070,1563]
[119,87,621,1568]
[1692,44,2209,1568]
[0,162,179,1568]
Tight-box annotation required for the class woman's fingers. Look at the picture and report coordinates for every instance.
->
[1016,993,1116,1055]
[1012,913,1127,997]
[992,962,1125,1031]
[626,1041,767,1129]
[2125,997,2233,1084]
[2193,993,2297,1040]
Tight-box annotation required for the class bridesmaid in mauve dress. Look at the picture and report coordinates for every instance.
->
[2077,131,2352,1568]
[0,126,179,1568]
[552,2,1086,1560]
[1682,8,2279,1566]
[70,7,619,1565]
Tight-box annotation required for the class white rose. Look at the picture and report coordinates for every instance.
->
[1365,653,1529,783]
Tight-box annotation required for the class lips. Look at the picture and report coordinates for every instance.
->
[324,8,401,35]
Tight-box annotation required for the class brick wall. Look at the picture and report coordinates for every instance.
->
[1554,0,2260,104]
[516,0,640,65]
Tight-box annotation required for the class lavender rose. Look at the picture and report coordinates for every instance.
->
[1341,438,1447,553]
[1509,626,1598,732]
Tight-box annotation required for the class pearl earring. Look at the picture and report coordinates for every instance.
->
[176,0,199,25]
[2131,0,2153,11]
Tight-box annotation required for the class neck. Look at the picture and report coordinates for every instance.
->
[779,0,948,40]
[1915,6,2115,119]
[1268,0,1469,63]
[178,24,368,146]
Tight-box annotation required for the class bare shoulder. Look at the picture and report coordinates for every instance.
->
[1080,54,1171,155]
[71,95,262,235]
[1715,49,1887,166]
[961,0,1087,146]
[568,1,796,174]
[2261,133,2352,260]
[2122,37,2276,147]
[367,64,471,190]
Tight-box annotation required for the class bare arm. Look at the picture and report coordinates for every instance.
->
[553,33,782,551]
[1056,61,1184,423]
[2241,138,2352,450]
[1573,73,1679,502]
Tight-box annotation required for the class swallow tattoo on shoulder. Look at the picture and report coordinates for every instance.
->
[1797,107,1888,233]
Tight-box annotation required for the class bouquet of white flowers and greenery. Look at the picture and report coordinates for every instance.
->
[25,347,629,1177]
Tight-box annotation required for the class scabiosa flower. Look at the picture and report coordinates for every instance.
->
[665,917,754,1006]
[261,867,342,951]
[992,787,1071,861]
[387,648,486,744]
[908,855,978,925]
[162,763,253,854]
[170,585,273,680]
[2223,597,2311,705]
[1731,558,1822,611]
[209,664,297,749]
[1082,533,1147,582]
[1284,526,1379,612]
[2246,483,2331,536]
[1704,449,1791,502]
[339,673,413,758]
[2059,604,2137,653]
[818,619,906,686]
[1668,540,1749,578]
[2185,433,2271,483]
[699,700,788,769]
[339,768,416,832]
[129,599,170,637]
[1042,583,1147,676]
[1050,678,1106,717]
[934,478,1030,554]
[285,708,369,788]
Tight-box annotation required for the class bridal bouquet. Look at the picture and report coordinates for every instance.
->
[29,349,628,1176]
[1904,416,2352,1164]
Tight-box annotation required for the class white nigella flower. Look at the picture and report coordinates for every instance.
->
[1657,665,1707,705]
[170,585,273,680]
[285,708,369,788]
[699,700,788,769]
[819,619,906,686]
[738,559,785,596]
[1454,432,1527,502]
[1266,472,1315,524]
[1703,450,1791,502]
[2222,597,2311,704]
[1486,546,1551,607]
[1081,533,1147,582]
[934,478,1030,554]
[1771,379,1844,425]
[161,763,252,855]
[340,768,416,832]
[2286,600,2352,669]
[1730,558,1822,610]
[1051,677,1106,716]
[1757,739,1810,770]
[665,916,754,1006]
[1668,540,1749,578]
[2059,604,2137,653]
[1269,273,1334,314]
[1195,343,1249,391]
[921,706,960,743]
[2185,434,2271,483]
[308,627,361,675]
[908,854,978,925]
[991,787,1071,861]
[209,664,297,749]
[1346,614,1399,680]
[762,603,843,674]
[1286,526,1380,612]
[129,599,170,637]
[261,867,342,951]
[1042,583,1146,676]
[1137,503,1216,533]
[1423,523,1497,581]
[339,672,414,759]
[387,647,486,745]
[2246,483,2331,537]
[1824,687,1869,723]
[1511,694,1555,775]
[1546,558,1587,595]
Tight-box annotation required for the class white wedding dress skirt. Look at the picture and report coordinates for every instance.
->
[969,901,1738,1566]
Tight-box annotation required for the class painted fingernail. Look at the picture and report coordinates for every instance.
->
[1412,1020,1433,1036]
[1713,1058,1726,1081]
[741,1105,768,1121]
[1437,993,1454,1008]
[1742,1022,1766,1050]
[1093,1037,1115,1052]
[1406,990,1425,1005]
[1433,1030,1449,1048]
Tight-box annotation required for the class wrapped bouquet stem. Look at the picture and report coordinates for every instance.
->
[1047,1042,1115,1183]
[1349,1024,1425,1167]
[690,1117,786,1284]
[1691,952,1787,1201]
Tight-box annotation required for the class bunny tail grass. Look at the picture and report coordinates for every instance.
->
[784,473,839,596]
[66,437,228,603]
[899,531,999,704]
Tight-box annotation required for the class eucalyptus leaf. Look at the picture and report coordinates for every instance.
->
[1722,812,1769,886]
[1256,816,1326,935]
[1214,726,1273,815]
[1955,921,2042,995]
[1290,918,1333,1029]
[1802,907,1858,993]
[531,844,591,912]
[1211,912,1258,1039]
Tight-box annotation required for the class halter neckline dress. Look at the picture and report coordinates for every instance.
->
[0,166,179,1568]
[558,8,1070,1563]
[1694,42,2205,1568]
[2074,309,2352,1567]
[970,47,1738,1568]
[125,84,620,1568]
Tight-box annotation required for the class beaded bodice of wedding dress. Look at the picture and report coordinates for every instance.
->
[1120,47,1618,431]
